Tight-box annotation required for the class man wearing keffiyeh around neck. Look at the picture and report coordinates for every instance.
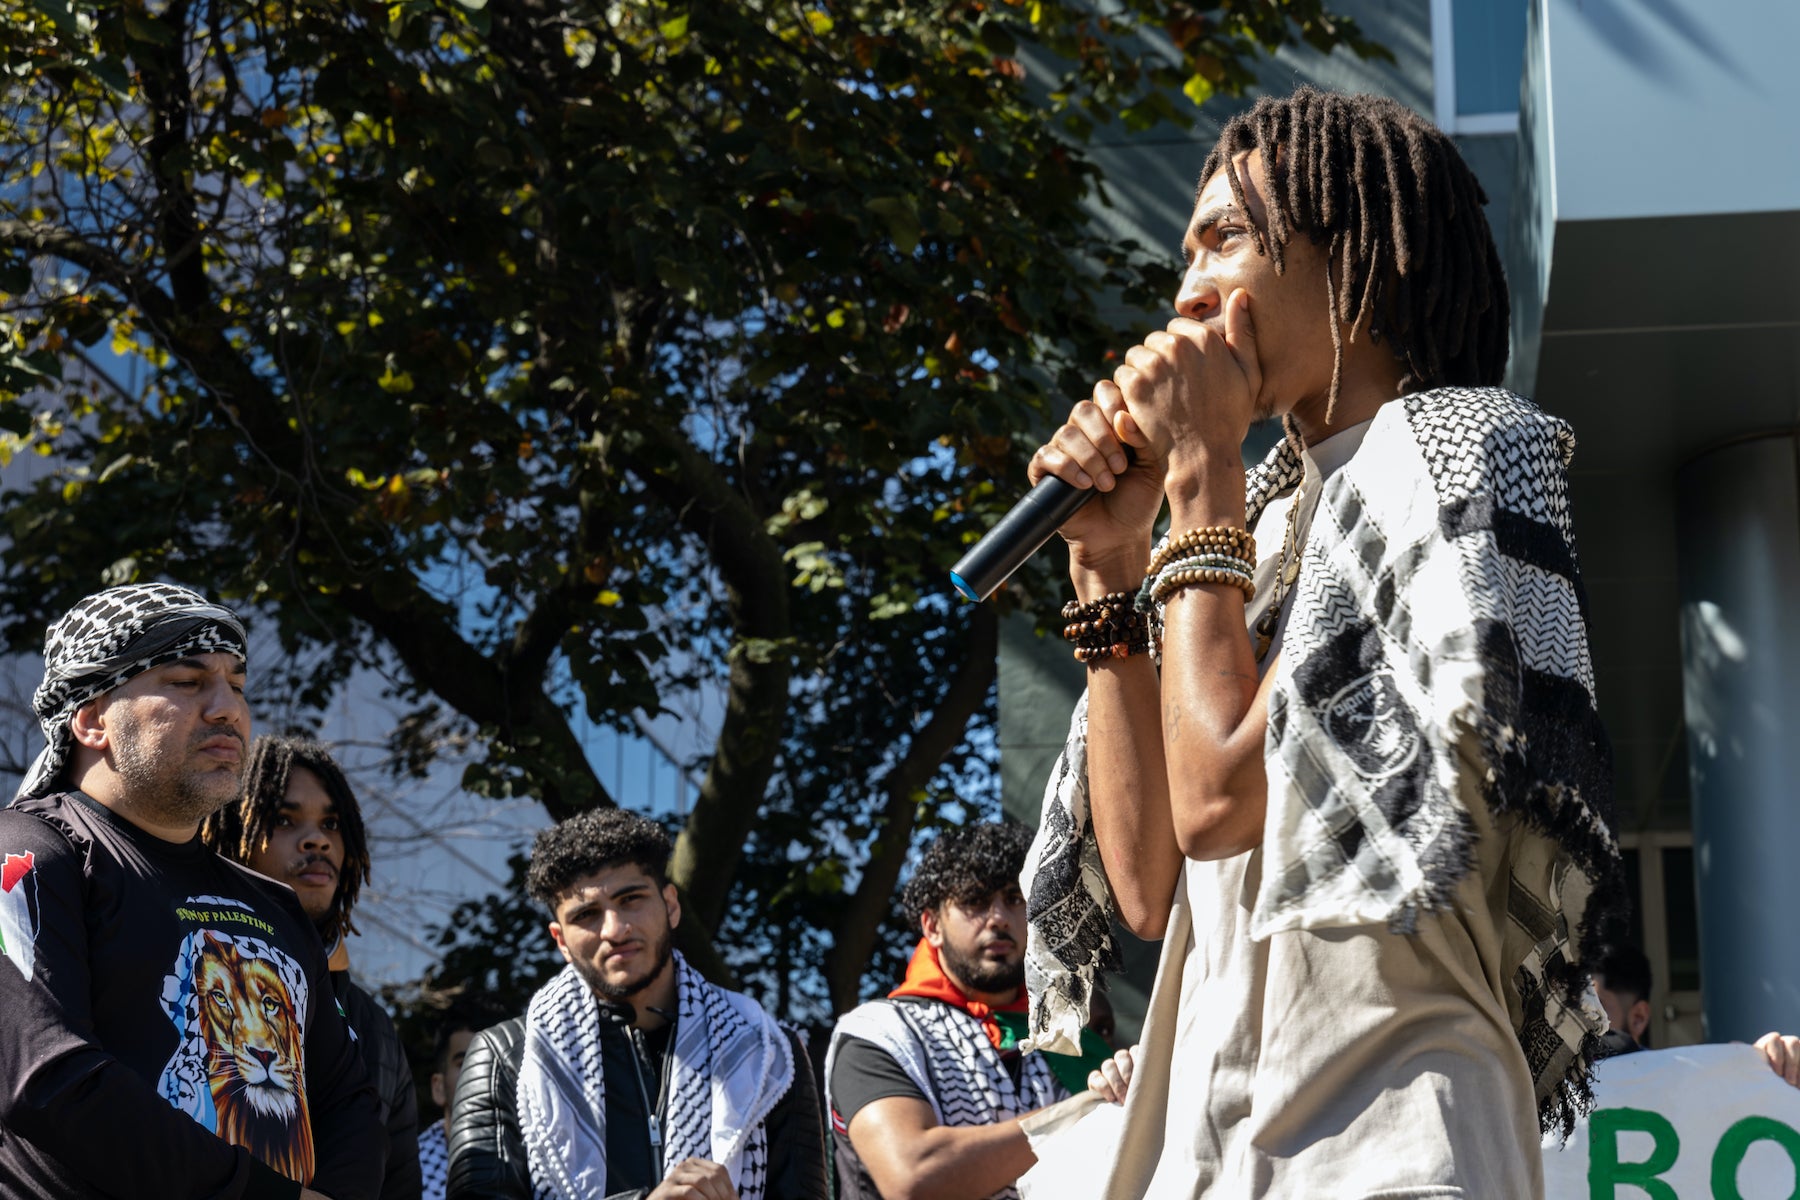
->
[445,807,827,1200]
[825,823,1108,1200]
[1017,87,1624,1199]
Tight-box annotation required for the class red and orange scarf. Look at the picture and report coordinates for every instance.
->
[888,938,1027,1052]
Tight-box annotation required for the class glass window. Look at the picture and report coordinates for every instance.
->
[1452,0,1528,116]
[1662,846,1702,993]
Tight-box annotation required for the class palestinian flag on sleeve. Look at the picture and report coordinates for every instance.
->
[0,851,39,982]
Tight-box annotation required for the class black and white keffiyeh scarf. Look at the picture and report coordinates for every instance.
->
[516,951,794,1200]
[1022,387,1625,1137]
[19,583,248,802]
[825,999,1064,1200]
[417,1120,449,1200]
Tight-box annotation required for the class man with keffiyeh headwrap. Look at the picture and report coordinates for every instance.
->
[0,583,384,1200]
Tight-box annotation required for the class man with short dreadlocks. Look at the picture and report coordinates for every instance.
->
[1019,86,1622,1196]
[205,736,423,1200]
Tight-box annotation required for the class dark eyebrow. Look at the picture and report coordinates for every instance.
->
[1187,204,1246,246]
[277,799,335,815]
[166,655,248,677]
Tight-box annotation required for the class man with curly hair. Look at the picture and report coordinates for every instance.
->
[445,807,827,1200]
[204,736,422,1200]
[825,822,1108,1200]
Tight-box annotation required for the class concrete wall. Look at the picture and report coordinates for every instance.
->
[1509,0,1800,834]
[1538,0,1800,224]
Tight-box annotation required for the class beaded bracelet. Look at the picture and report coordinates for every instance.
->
[1148,526,1256,579]
[1073,635,1153,665]
[1061,590,1151,664]
[1157,553,1255,574]
[1060,595,1137,637]
[1136,550,1256,610]
[1153,569,1255,605]
[1149,554,1256,603]
[1060,592,1135,624]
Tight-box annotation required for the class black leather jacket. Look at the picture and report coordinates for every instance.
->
[446,1014,827,1200]
[334,970,424,1200]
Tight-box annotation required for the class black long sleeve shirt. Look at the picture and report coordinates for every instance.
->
[0,791,386,1200]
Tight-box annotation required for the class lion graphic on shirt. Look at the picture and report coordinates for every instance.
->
[195,934,315,1182]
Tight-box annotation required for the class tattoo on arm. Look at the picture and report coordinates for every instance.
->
[1165,700,1183,743]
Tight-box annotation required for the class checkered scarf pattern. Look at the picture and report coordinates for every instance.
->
[1021,388,1624,1138]
[19,583,248,802]
[418,1120,449,1200]
[516,952,793,1200]
[825,999,1065,1200]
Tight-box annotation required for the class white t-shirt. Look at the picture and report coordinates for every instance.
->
[1106,417,1543,1200]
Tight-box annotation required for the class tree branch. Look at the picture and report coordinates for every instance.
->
[0,223,615,820]
[824,607,998,1012]
[637,428,794,936]
[507,588,575,681]
[337,577,614,818]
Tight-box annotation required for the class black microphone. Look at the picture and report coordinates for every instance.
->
[949,449,1135,603]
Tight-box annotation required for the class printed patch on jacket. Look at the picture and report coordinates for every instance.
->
[0,851,39,982]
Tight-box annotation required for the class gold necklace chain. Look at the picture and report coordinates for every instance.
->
[1253,483,1304,662]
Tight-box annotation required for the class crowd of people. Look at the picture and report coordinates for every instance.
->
[4,84,1796,1200]
[0,579,1109,1200]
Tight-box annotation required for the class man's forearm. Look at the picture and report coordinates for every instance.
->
[1155,585,1270,859]
[1083,652,1183,938]
[1152,467,1270,859]
[1069,551,1184,939]
[873,1118,1037,1200]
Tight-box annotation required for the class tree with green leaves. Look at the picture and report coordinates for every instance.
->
[0,0,1385,1011]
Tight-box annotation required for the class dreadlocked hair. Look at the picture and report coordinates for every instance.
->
[200,735,372,945]
[901,822,1033,919]
[1199,85,1510,420]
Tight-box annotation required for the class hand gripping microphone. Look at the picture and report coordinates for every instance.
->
[949,449,1135,603]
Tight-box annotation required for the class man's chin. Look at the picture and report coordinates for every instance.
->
[591,969,658,1002]
[168,773,244,822]
[576,951,667,1003]
[966,961,1026,994]
[297,894,336,926]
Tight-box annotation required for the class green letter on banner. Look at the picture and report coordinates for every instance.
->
[1711,1115,1800,1200]
[1588,1107,1679,1200]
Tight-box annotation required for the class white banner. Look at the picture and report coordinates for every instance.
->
[1545,1044,1800,1198]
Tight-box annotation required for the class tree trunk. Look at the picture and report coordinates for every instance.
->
[638,433,795,941]
[824,608,998,1013]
